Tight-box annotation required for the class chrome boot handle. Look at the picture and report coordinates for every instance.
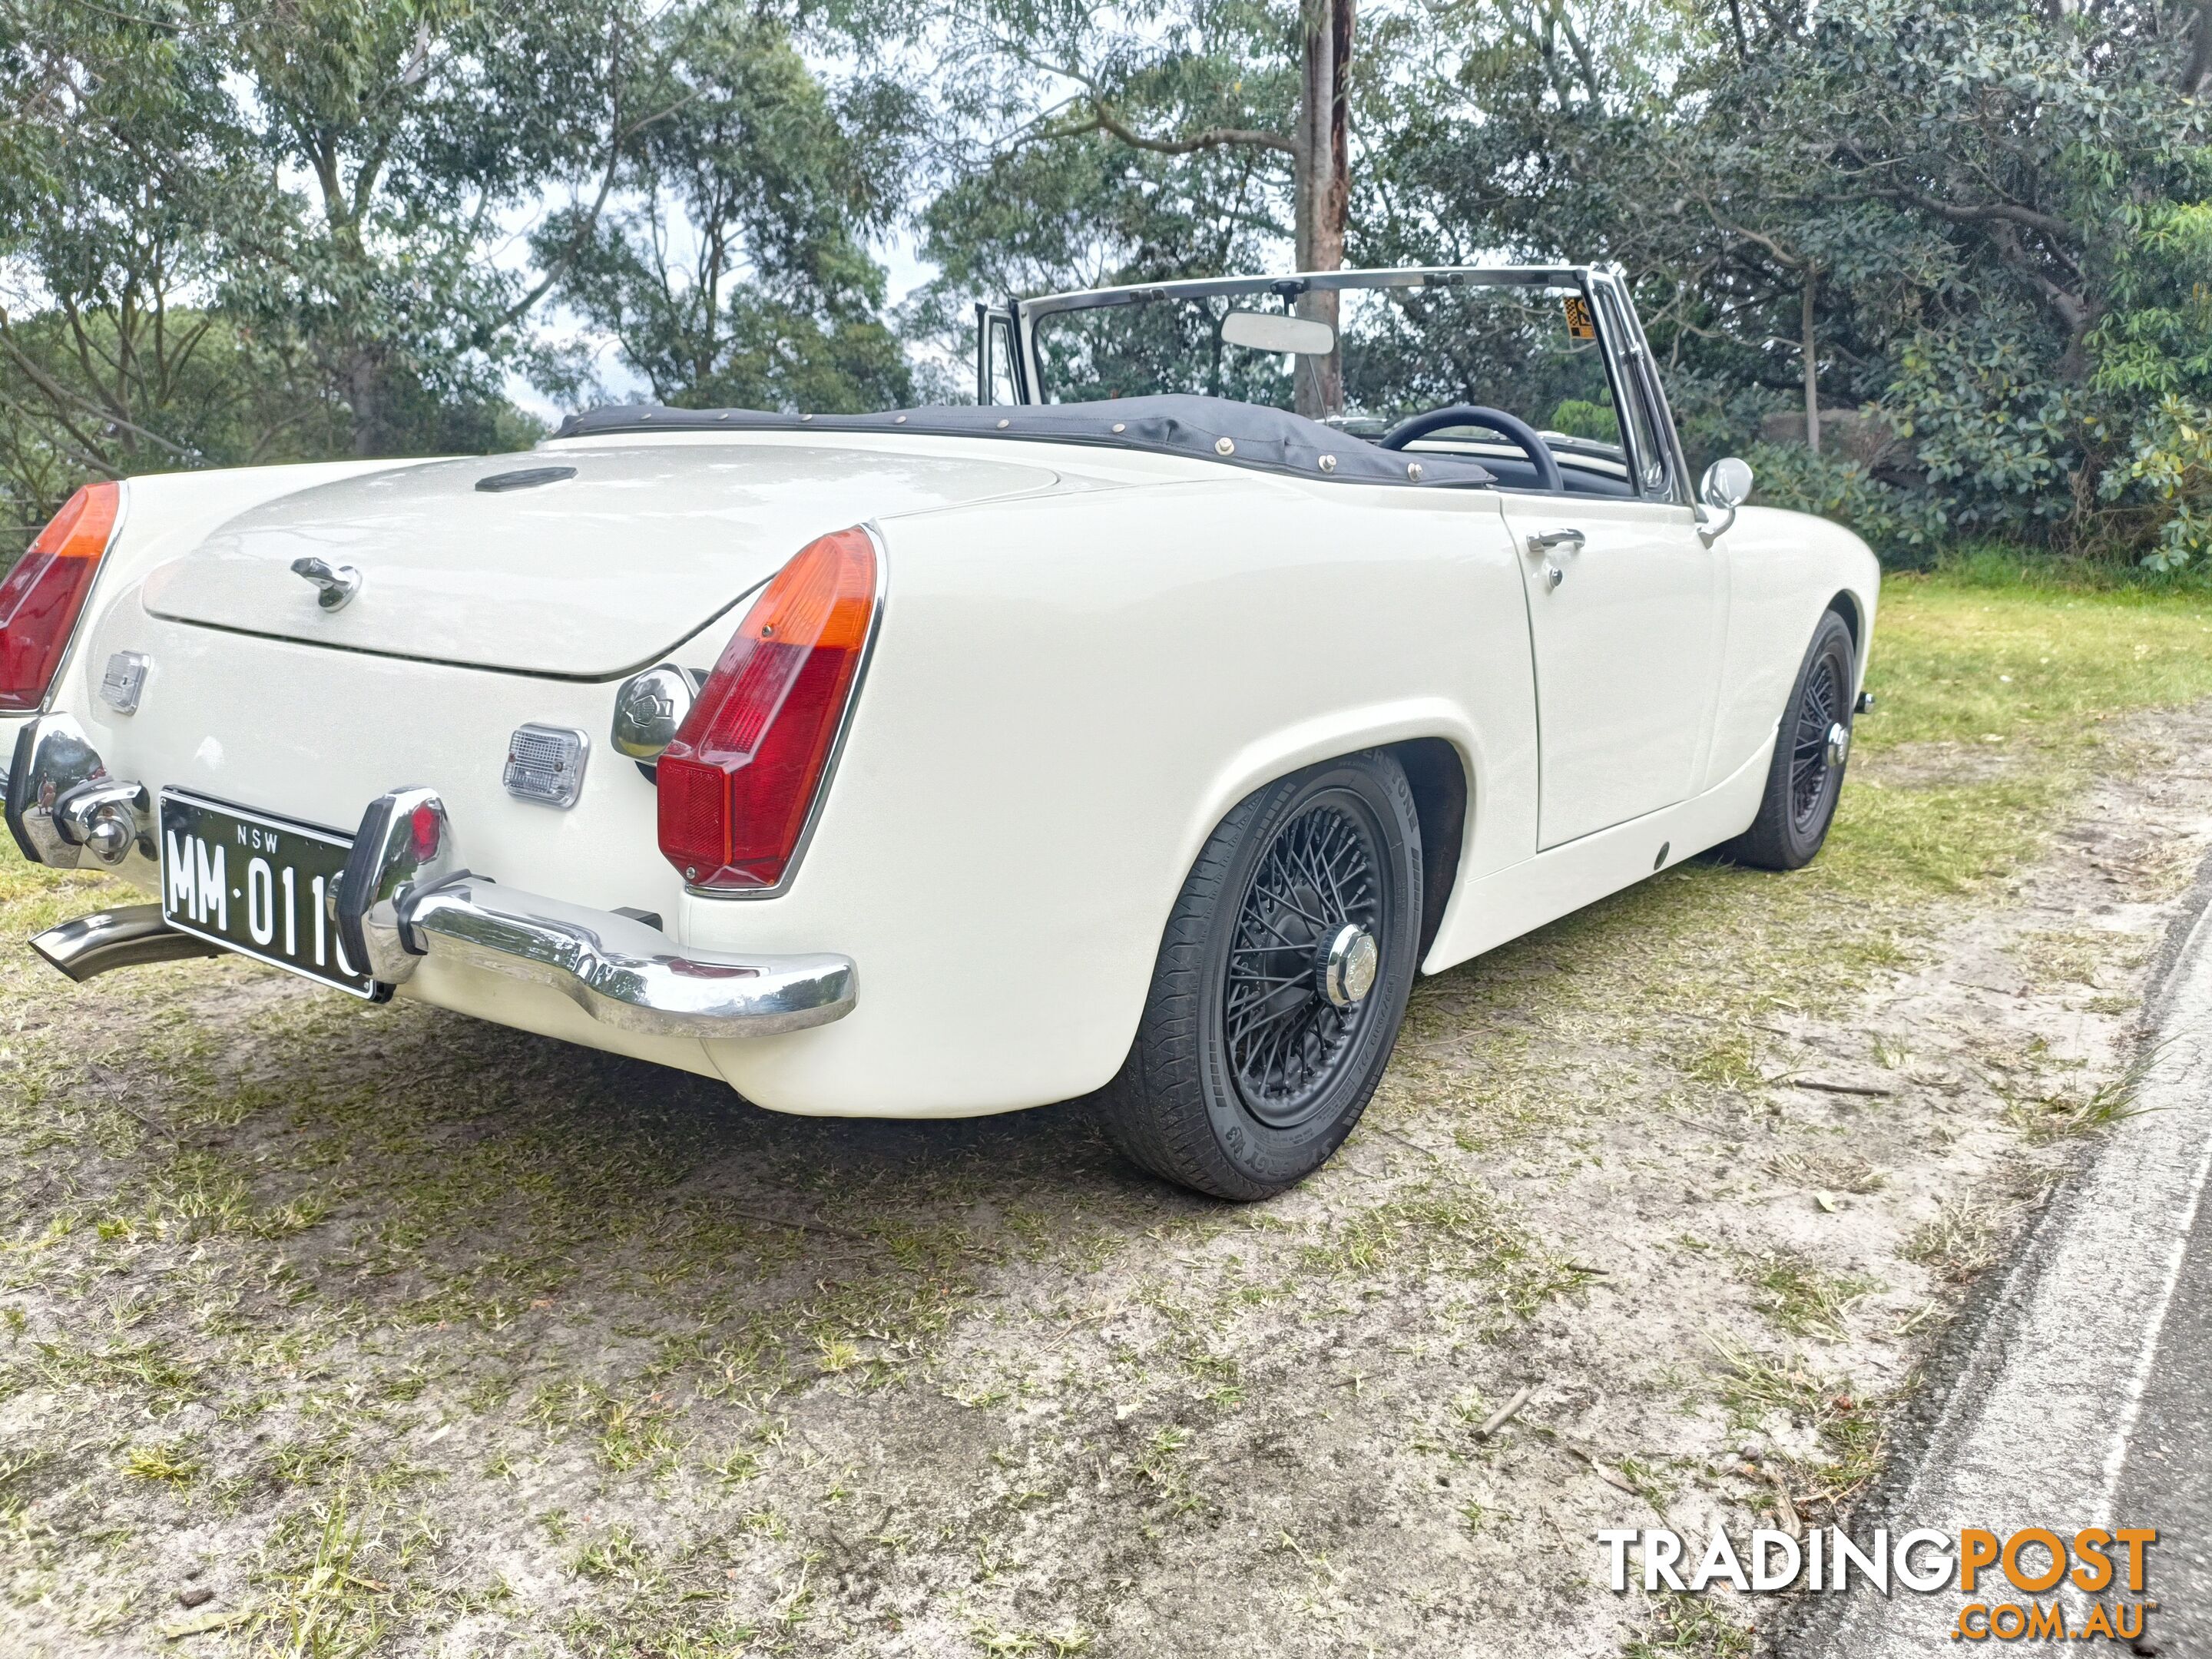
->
[290,556,364,612]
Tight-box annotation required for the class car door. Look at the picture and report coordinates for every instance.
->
[1496,492,1721,848]
[1498,280,1724,849]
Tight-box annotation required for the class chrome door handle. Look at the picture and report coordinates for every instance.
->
[1541,561,1565,591]
[1527,528,1586,557]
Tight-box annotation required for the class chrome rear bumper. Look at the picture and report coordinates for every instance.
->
[402,877,853,1037]
[22,768,856,1039]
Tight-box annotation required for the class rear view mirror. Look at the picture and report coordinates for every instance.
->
[1221,310,1336,356]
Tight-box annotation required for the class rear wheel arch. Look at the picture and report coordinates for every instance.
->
[1101,747,1426,1199]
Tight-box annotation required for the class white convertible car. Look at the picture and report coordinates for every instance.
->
[3,266,1876,1198]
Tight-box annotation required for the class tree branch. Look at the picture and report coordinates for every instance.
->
[1032,101,1294,158]
[1846,177,2075,244]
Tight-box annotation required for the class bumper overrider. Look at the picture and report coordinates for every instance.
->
[5,714,855,1038]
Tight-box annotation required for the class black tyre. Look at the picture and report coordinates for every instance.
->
[1098,750,1422,1200]
[1722,609,1858,871]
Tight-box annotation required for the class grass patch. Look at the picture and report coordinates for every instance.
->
[120,1442,202,1486]
[1710,1336,1886,1508]
[1624,1591,1755,1658]
[1299,1181,1594,1319]
[1902,1201,2003,1285]
[1862,569,2212,750]
[1998,1045,2160,1144]
[1742,1252,1883,1341]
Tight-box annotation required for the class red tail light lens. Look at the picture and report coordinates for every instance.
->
[0,482,120,712]
[657,526,878,892]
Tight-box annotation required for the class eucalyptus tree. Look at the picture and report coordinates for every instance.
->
[535,11,916,412]
[0,0,339,536]
[218,0,660,455]
[0,0,652,529]
[918,0,1357,415]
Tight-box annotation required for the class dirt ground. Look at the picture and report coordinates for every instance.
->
[3,704,2209,1658]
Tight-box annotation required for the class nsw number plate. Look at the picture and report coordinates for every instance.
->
[159,791,376,997]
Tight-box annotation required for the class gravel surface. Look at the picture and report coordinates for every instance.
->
[3,706,2208,1658]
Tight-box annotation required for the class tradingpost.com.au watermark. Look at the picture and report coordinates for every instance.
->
[1598,1525,2159,1643]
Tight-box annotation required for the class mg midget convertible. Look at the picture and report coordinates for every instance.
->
[2,266,1876,1199]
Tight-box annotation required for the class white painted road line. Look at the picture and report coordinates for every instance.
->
[1795,888,2212,1656]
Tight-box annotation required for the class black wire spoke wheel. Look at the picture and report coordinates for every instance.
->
[1724,608,1858,872]
[1789,651,1843,832]
[1224,796,1380,1128]
[1098,749,1424,1201]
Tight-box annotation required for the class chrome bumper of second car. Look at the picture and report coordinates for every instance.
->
[15,749,856,1039]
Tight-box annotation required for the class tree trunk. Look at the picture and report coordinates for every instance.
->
[1293,0,1353,420]
[348,351,381,457]
[1802,264,1820,458]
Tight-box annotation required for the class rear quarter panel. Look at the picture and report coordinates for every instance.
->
[697,474,1539,1116]
[36,457,1542,1120]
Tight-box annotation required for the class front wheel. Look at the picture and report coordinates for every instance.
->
[1721,608,1858,871]
[1098,750,1422,1200]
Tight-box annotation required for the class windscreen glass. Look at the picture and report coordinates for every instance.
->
[1028,276,1634,489]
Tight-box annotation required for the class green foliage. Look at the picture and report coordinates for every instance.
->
[1547,398,1619,443]
[1746,442,1949,565]
[1354,0,2212,568]
[2116,397,2212,570]
[0,0,907,541]
[6,0,2209,572]
[903,0,1306,365]
[538,15,912,413]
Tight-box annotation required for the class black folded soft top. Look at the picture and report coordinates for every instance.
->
[552,394,1494,489]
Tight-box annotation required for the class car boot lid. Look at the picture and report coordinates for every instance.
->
[139,443,1061,678]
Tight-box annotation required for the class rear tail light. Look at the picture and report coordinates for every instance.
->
[657,525,878,892]
[0,482,120,712]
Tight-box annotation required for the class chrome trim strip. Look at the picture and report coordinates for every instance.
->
[403,876,855,1037]
[30,904,224,982]
[1016,263,1594,320]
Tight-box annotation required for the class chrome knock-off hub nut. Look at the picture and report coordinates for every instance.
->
[1826,720,1851,769]
[1320,923,1379,1009]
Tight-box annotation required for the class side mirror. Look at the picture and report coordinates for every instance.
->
[1697,456,1753,545]
[1701,456,1753,509]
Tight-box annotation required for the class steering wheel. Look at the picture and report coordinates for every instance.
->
[1376,403,1563,493]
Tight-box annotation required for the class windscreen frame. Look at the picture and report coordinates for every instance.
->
[1009,267,1672,498]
